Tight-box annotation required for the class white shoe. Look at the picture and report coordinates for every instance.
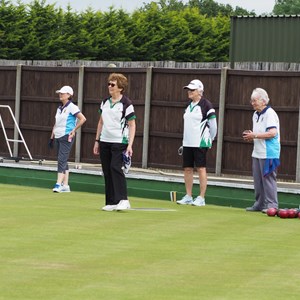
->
[102,205,117,211]
[192,196,205,206]
[115,200,131,211]
[176,194,193,205]
[60,185,71,192]
[52,183,62,193]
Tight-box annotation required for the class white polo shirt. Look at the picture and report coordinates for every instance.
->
[100,95,136,144]
[54,101,80,138]
[252,106,280,159]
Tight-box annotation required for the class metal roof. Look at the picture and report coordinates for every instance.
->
[230,15,300,66]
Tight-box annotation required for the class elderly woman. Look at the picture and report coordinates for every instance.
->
[176,79,217,207]
[93,73,136,211]
[243,88,280,212]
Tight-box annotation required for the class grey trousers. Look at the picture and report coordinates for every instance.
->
[56,134,74,173]
[252,158,278,209]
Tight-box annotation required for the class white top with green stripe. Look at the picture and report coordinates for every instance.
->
[99,95,136,144]
[183,98,216,148]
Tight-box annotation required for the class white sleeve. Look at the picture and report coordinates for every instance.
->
[208,117,217,141]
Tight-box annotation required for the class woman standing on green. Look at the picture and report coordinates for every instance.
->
[93,73,136,211]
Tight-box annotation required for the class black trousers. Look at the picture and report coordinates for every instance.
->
[100,142,128,205]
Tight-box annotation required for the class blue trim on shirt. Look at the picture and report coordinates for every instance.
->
[59,100,72,112]
[255,105,270,122]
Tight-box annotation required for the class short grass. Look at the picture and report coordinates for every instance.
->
[0,183,300,300]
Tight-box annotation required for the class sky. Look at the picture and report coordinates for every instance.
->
[11,0,277,15]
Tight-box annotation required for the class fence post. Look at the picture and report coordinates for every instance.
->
[215,67,228,176]
[142,67,153,169]
[75,65,85,163]
[14,64,22,158]
[296,101,300,182]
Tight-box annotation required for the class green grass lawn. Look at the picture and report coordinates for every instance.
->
[0,183,299,300]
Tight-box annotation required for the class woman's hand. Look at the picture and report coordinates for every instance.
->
[243,130,254,142]
[93,141,100,155]
[126,145,133,157]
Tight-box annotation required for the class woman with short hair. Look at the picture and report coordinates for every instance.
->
[93,73,136,211]
[243,88,280,212]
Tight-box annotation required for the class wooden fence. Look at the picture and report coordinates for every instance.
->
[0,64,299,181]
[1,59,300,71]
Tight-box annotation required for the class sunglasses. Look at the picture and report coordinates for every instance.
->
[188,89,196,92]
[108,82,116,87]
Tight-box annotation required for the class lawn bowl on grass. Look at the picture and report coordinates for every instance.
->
[266,207,277,217]
[278,209,289,219]
[287,208,298,218]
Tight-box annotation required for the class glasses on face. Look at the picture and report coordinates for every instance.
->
[250,98,259,104]
[188,89,196,92]
[108,82,116,87]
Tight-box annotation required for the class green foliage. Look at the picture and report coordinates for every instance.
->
[21,0,61,59]
[203,14,231,61]
[189,0,233,16]
[0,0,28,59]
[130,4,231,62]
[0,0,258,62]
[273,0,300,14]
[188,0,255,16]
[94,8,135,60]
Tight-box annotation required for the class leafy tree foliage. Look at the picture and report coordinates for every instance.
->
[273,0,300,14]
[188,0,254,16]
[95,9,135,60]
[0,0,257,62]
[0,0,28,58]
[21,0,61,59]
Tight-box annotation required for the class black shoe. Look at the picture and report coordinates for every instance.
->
[246,206,261,212]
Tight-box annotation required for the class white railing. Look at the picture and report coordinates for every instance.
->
[0,105,33,160]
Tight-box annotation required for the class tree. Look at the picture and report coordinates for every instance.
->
[91,8,135,60]
[21,0,62,59]
[58,5,96,60]
[188,0,254,16]
[204,14,230,61]
[273,0,300,14]
[234,6,256,16]
[157,0,187,11]
[79,9,103,60]
[0,0,28,59]
[181,7,216,61]
[140,0,187,12]
[131,3,167,60]
[188,0,231,16]
[0,0,244,62]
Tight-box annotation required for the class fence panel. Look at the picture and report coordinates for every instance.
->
[80,67,147,165]
[0,67,17,156]
[17,66,79,161]
[148,68,221,171]
[223,70,300,180]
[0,65,299,181]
